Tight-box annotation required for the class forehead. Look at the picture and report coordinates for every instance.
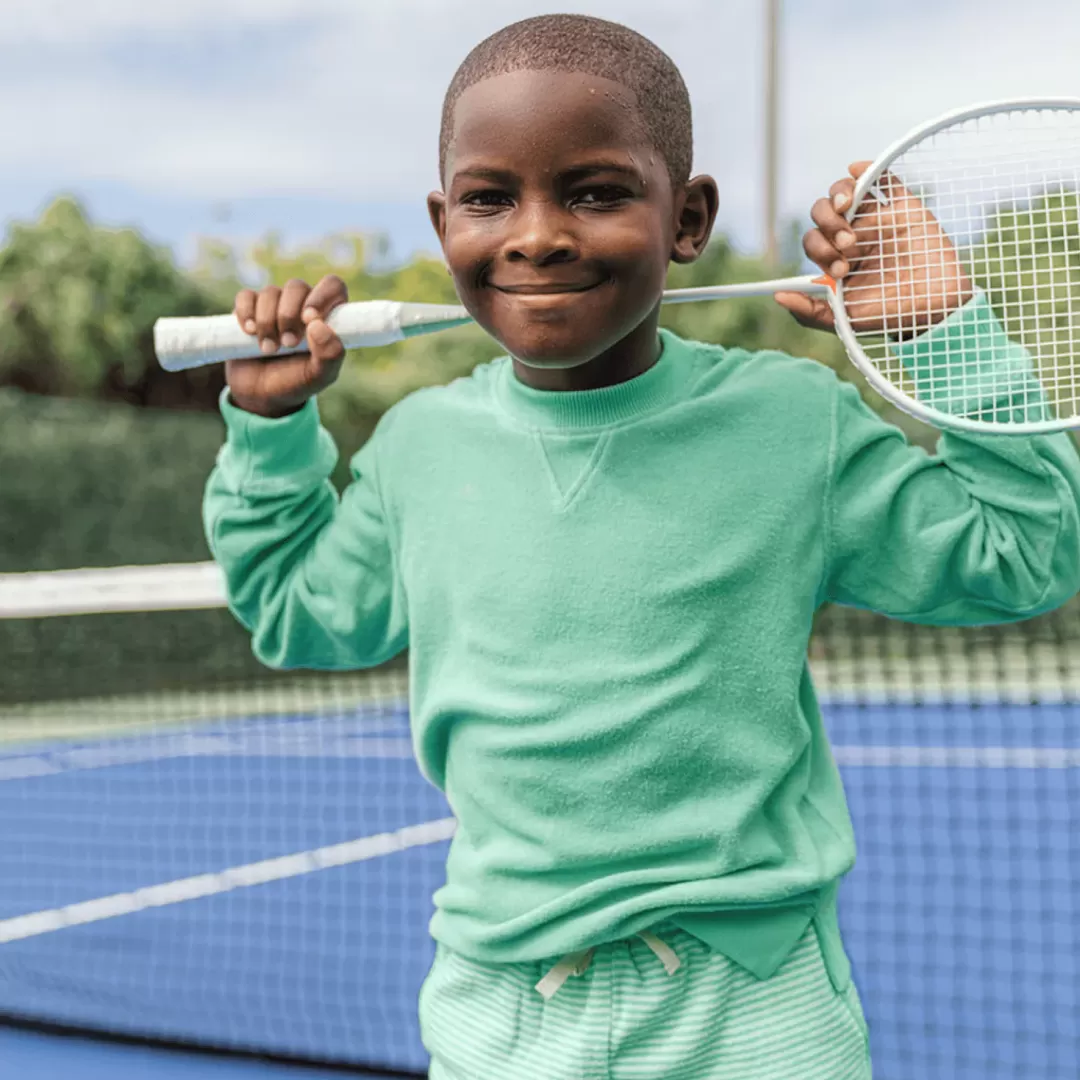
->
[446,69,652,174]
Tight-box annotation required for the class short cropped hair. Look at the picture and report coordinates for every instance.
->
[439,14,693,187]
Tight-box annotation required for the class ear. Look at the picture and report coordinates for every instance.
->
[670,174,719,265]
[427,191,449,252]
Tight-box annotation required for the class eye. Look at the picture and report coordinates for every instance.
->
[573,186,632,209]
[460,190,513,213]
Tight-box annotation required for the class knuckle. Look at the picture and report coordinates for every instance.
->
[325,275,349,300]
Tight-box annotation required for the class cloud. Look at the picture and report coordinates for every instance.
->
[0,0,759,202]
[2,0,1078,254]
[0,0,336,45]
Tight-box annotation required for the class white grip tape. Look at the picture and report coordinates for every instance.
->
[154,300,413,372]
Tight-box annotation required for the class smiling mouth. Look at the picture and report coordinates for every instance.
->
[491,280,605,295]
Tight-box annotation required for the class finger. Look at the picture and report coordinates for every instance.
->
[828,176,858,217]
[869,167,919,209]
[803,228,848,280]
[255,287,283,355]
[829,162,871,218]
[234,289,257,336]
[847,166,918,220]
[811,196,858,259]
[301,274,349,325]
[304,349,346,396]
[304,317,346,367]
[277,279,311,349]
[842,161,910,224]
[774,291,836,330]
[773,291,817,320]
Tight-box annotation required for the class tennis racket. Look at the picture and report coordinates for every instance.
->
[155,98,1080,435]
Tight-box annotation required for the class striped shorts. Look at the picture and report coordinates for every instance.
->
[419,921,872,1079]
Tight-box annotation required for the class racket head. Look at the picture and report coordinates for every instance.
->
[830,98,1080,434]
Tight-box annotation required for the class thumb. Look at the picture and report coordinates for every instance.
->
[774,291,836,331]
[774,291,817,319]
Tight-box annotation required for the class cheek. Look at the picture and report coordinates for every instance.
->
[443,215,499,274]
[593,209,669,268]
[601,222,671,299]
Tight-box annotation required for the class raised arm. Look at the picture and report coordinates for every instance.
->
[823,298,1080,622]
[204,396,407,668]
[202,274,407,669]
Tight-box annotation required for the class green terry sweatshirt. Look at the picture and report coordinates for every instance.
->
[204,293,1080,979]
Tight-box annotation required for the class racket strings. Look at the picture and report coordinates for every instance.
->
[842,106,1080,425]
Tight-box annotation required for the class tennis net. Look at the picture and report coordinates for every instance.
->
[0,562,1077,1079]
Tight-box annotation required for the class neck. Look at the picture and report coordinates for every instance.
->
[511,308,662,392]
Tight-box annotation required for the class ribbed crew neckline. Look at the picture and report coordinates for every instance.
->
[494,329,689,430]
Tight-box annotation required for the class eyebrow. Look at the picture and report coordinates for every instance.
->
[452,166,516,184]
[451,160,644,185]
[561,161,643,181]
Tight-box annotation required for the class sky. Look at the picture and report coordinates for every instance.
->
[2,0,1079,274]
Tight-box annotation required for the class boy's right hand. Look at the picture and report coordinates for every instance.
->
[227,275,349,418]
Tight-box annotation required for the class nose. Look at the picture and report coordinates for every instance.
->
[503,197,579,266]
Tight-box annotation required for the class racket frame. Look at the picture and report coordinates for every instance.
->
[830,97,1080,435]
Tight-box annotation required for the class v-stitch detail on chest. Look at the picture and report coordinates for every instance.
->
[534,431,611,510]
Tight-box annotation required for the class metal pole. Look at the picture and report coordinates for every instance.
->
[764,0,780,267]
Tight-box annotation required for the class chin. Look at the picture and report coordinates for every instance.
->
[501,334,605,370]
[490,315,621,370]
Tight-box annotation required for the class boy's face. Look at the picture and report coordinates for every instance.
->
[429,70,714,373]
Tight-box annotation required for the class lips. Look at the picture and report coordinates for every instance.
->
[490,280,605,294]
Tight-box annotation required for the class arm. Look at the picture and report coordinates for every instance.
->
[825,295,1080,623]
[203,392,407,669]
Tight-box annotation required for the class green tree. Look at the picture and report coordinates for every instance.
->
[969,188,1080,393]
[0,197,233,409]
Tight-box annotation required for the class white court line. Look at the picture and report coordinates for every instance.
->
[1,746,1076,946]
[3,738,1077,782]
[820,689,1080,706]
[0,817,457,945]
[0,733,415,781]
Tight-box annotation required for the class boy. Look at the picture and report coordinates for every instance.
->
[205,15,1080,1080]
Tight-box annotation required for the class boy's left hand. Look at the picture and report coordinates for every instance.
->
[775,161,973,336]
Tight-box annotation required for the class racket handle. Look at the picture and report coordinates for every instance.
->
[154,276,832,371]
[154,300,473,372]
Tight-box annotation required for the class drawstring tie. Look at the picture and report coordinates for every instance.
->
[534,930,682,1000]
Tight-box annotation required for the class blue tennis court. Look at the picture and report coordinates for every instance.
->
[0,694,1077,1079]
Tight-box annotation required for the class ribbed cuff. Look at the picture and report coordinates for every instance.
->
[217,389,339,496]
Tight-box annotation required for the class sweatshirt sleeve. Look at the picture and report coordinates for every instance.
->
[824,293,1080,623]
[202,391,408,669]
